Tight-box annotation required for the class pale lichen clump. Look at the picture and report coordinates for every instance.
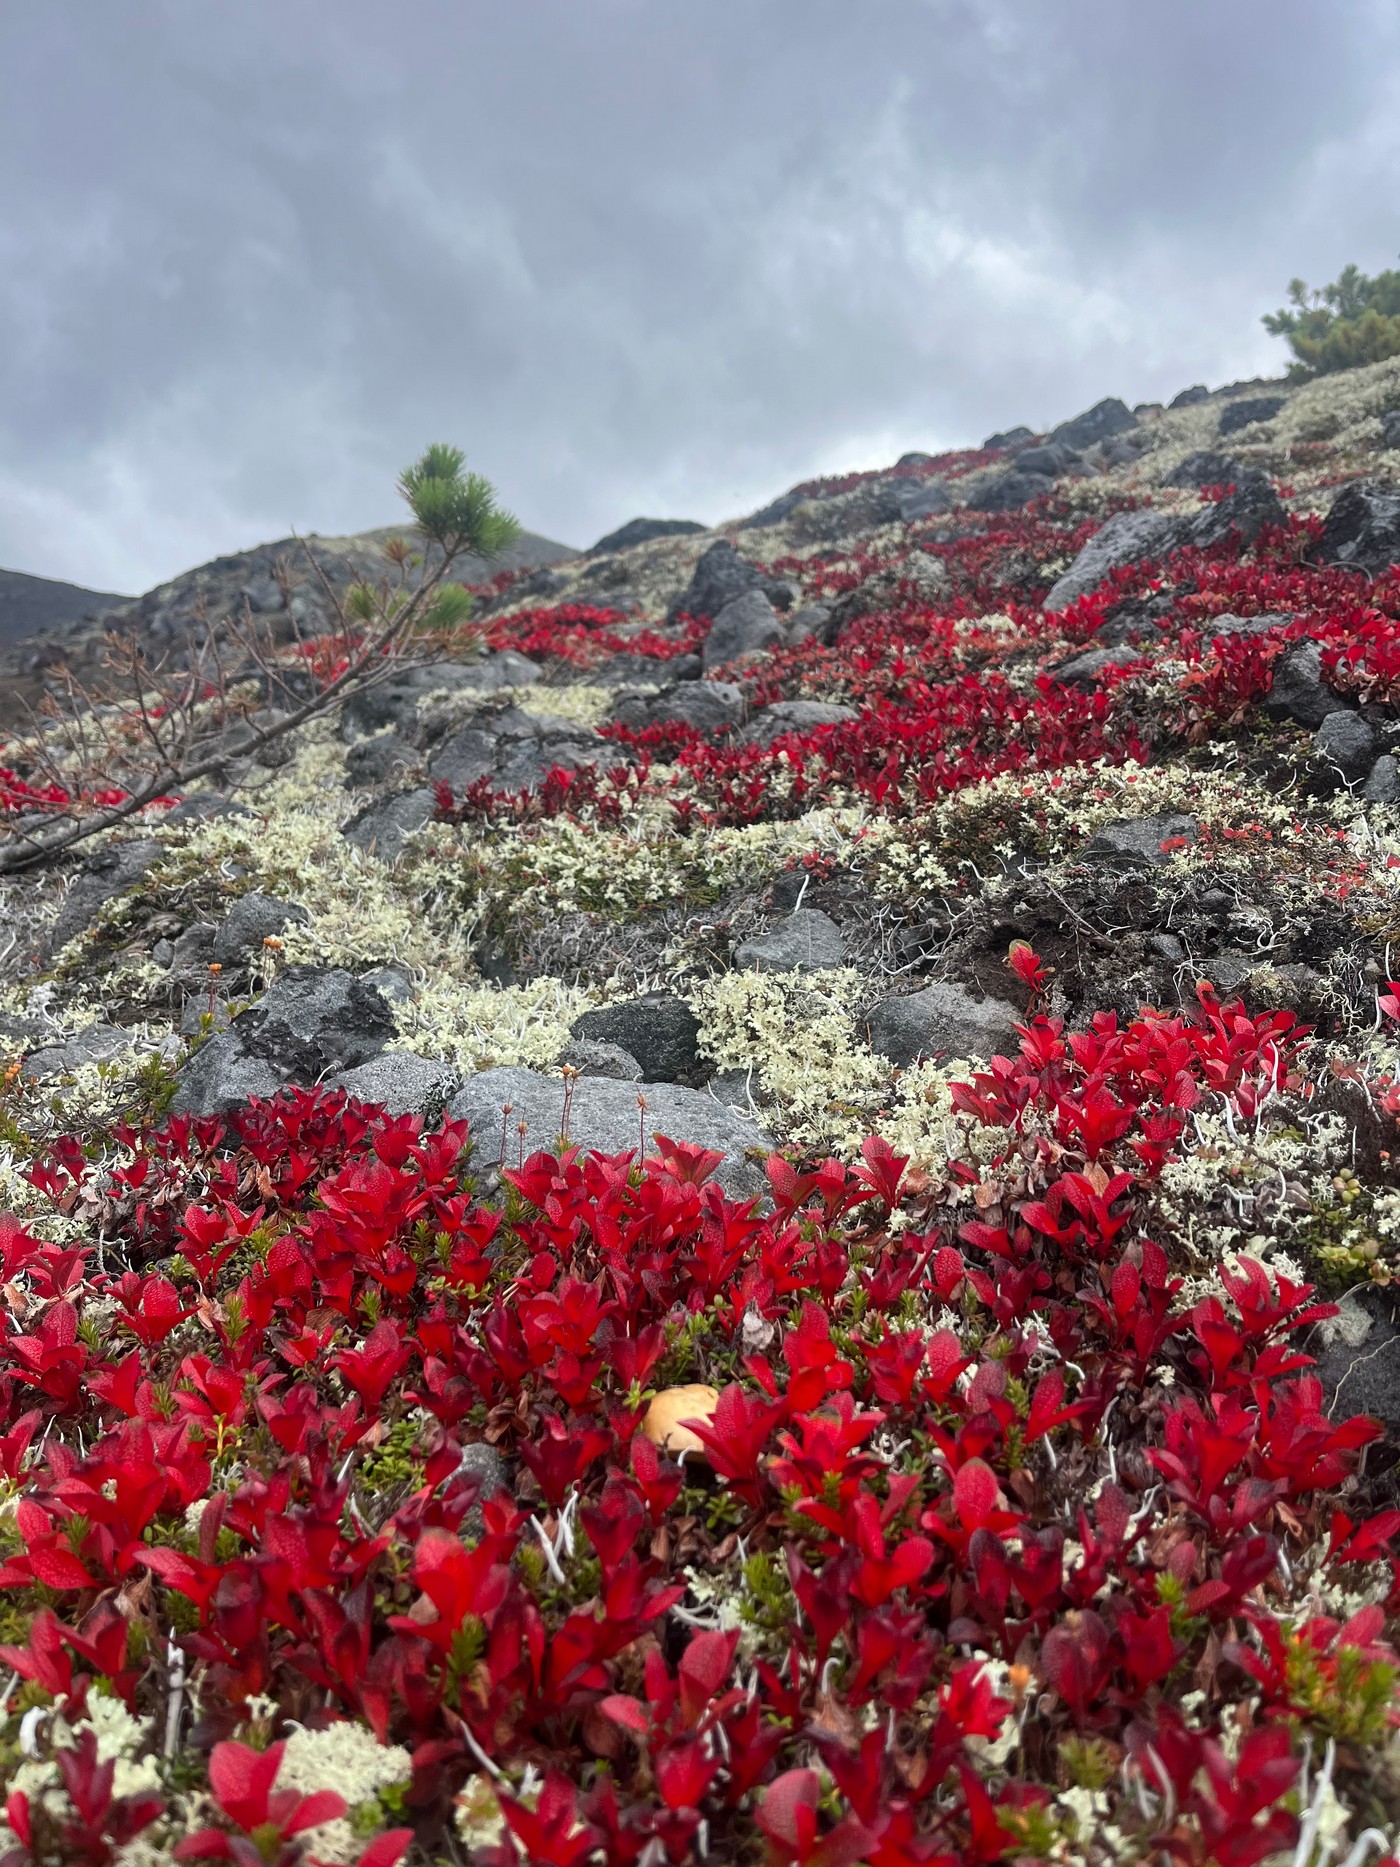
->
[875,1054,1001,1175]
[157,736,445,976]
[276,1722,413,1865]
[1135,352,1400,506]
[388,974,604,1071]
[421,800,871,938]
[688,967,889,1152]
[0,1699,163,1851]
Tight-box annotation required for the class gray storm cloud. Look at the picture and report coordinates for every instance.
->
[2,0,1398,591]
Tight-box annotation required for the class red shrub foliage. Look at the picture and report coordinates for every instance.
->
[0,957,1393,1861]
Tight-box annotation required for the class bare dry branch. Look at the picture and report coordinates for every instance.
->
[0,516,486,874]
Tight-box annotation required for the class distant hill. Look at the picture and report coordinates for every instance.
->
[0,566,130,648]
[0,524,575,729]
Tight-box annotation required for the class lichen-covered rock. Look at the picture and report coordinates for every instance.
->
[1045,509,1184,612]
[1313,710,1379,778]
[449,1066,771,1196]
[46,839,161,957]
[734,908,844,973]
[1048,396,1136,449]
[1265,640,1349,729]
[866,983,1020,1067]
[1217,394,1286,435]
[328,1050,460,1115]
[341,788,437,861]
[609,681,745,734]
[702,590,784,669]
[1317,479,1400,575]
[212,891,309,965]
[173,966,395,1114]
[23,1021,138,1079]
[571,994,702,1084]
[739,700,857,746]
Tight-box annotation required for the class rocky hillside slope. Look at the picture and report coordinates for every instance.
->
[0,564,129,648]
[1,360,1400,1862]
[0,522,576,728]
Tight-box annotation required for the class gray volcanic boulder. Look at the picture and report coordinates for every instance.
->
[895,480,952,521]
[24,1021,139,1080]
[1016,442,1084,477]
[1381,410,1400,451]
[1366,756,1400,804]
[742,489,807,530]
[340,664,482,740]
[1167,451,1245,489]
[588,517,706,555]
[1266,641,1349,730]
[449,1066,771,1196]
[867,983,1021,1066]
[328,1050,460,1115]
[739,700,858,747]
[1049,398,1136,449]
[1218,395,1285,436]
[967,470,1055,513]
[1084,814,1200,866]
[163,793,253,825]
[983,425,1036,450]
[1051,645,1144,688]
[212,892,309,965]
[345,732,421,789]
[610,681,746,734]
[454,650,544,692]
[703,590,784,669]
[1185,471,1285,549]
[47,839,162,958]
[671,540,765,619]
[423,707,603,795]
[1313,711,1378,779]
[735,908,844,973]
[1312,1290,1400,1432]
[427,728,499,791]
[342,789,438,862]
[173,966,396,1115]
[1317,481,1400,576]
[491,712,603,791]
[1045,509,1184,612]
[1170,384,1211,408]
[1205,611,1294,640]
[558,1039,643,1081]
[571,994,702,1083]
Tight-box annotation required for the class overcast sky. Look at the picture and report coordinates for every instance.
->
[3,0,1399,594]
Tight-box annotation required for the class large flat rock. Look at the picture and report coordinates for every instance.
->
[449,1066,772,1196]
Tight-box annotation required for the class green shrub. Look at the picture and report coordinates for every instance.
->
[1263,258,1400,378]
